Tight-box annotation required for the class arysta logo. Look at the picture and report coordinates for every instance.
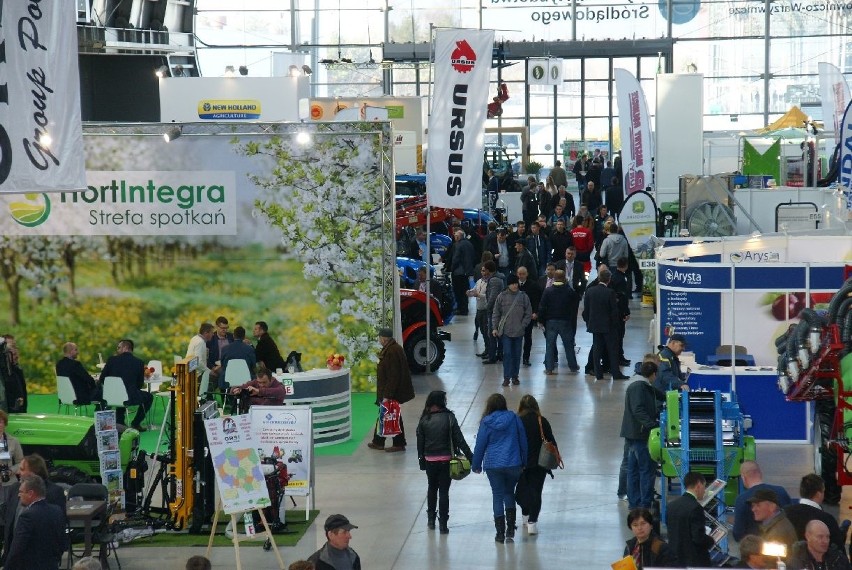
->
[9,193,51,227]
[729,250,780,263]
[450,40,477,73]
[663,268,702,285]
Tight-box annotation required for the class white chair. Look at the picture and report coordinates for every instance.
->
[198,369,214,403]
[223,359,251,388]
[57,376,90,416]
[102,376,133,424]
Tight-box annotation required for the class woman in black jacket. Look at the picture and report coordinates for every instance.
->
[515,394,559,535]
[415,390,473,534]
[624,508,677,568]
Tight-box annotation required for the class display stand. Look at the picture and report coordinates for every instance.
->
[205,497,285,570]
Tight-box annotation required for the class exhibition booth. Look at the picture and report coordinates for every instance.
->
[656,233,852,443]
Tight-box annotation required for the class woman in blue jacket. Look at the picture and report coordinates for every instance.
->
[472,393,528,544]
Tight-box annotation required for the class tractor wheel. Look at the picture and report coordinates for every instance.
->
[404,328,446,374]
[814,401,841,504]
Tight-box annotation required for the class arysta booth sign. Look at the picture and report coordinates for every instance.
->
[0,171,237,236]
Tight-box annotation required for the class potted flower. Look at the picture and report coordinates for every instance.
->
[525,160,543,178]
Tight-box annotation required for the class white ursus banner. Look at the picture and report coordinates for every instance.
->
[427,28,494,210]
[0,1,86,193]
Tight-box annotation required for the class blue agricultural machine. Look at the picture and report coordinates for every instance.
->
[649,390,755,564]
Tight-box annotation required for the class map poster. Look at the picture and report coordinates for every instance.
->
[250,406,313,497]
[204,414,271,515]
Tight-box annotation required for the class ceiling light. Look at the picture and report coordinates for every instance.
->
[155,65,169,78]
[163,126,182,143]
[224,65,236,77]
[238,65,248,76]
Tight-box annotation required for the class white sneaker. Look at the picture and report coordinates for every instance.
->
[527,522,538,535]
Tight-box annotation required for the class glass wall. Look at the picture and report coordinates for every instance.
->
[196,0,852,157]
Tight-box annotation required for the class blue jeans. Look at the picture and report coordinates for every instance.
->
[485,466,522,517]
[626,438,656,509]
[501,335,523,380]
[544,319,579,371]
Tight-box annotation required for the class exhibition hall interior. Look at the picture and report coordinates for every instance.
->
[0,0,849,568]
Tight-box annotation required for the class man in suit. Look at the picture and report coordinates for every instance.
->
[666,471,715,567]
[610,257,632,366]
[538,263,556,291]
[512,240,537,279]
[4,474,65,570]
[0,454,66,566]
[526,222,550,277]
[516,266,541,367]
[56,342,103,407]
[785,473,847,556]
[450,230,476,315]
[219,326,257,390]
[100,339,152,430]
[581,269,628,381]
[555,246,587,297]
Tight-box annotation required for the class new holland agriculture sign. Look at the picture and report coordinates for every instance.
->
[0,171,237,236]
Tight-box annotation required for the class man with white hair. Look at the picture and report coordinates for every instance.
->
[787,520,851,569]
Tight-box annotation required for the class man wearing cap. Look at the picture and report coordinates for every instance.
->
[748,488,798,551]
[655,334,689,392]
[733,460,793,541]
[666,471,715,567]
[308,514,361,570]
[368,329,414,452]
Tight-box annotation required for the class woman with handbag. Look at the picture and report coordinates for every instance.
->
[472,393,527,544]
[415,390,473,534]
[516,394,562,535]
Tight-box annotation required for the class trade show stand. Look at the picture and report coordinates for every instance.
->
[687,366,810,443]
[278,368,351,447]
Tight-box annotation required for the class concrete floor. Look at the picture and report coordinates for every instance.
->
[110,296,814,569]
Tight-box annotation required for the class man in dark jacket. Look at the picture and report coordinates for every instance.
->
[619,361,662,508]
[4,474,65,570]
[482,261,505,364]
[538,270,580,374]
[56,342,103,406]
[206,316,234,383]
[582,269,628,380]
[516,266,541,367]
[219,326,257,389]
[785,474,847,557]
[526,223,550,277]
[666,471,715,567]
[308,514,361,570]
[787,520,852,570]
[253,321,287,372]
[513,240,537,278]
[368,329,414,452]
[99,339,152,429]
[450,230,476,315]
[610,257,632,366]
[656,334,689,392]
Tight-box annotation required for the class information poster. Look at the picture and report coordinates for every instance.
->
[659,289,721,364]
[204,414,270,515]
[249,405,313,497]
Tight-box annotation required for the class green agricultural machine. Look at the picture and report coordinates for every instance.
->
[7,414,141,486]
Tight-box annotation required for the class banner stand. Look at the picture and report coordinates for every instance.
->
[205,497,286,570]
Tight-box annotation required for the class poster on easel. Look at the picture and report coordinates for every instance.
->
[204,414,270,514]
[249,405,313,496]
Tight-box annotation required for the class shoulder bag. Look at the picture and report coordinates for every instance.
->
[537,414,564,470]
[496,292,522,336]
[448,414,471,481]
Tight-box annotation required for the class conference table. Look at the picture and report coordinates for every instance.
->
[687,365,810,443]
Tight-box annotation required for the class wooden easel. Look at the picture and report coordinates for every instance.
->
[206,498,285,570]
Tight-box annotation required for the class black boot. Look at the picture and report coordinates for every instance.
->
[505,508,517,542]
[494,516,506,543]
[439,516,449,534]
[427,510,436,530]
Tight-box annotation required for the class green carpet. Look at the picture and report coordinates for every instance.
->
[122,509,320,548]
[25,392,376,457]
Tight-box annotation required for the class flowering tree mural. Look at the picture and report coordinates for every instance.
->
[234,123,394,389]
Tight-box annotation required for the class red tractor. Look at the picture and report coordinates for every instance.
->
[400,288,451,374]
